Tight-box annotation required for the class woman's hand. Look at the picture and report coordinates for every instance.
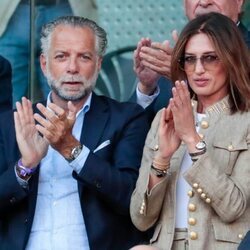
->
[156,105,181,161]
[169,80,201,152]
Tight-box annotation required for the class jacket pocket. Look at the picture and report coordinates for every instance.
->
[212,216,249,244]
[213,139,248,175]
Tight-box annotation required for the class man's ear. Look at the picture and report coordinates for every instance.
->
[40,54,47,76]
[97,57,103,71]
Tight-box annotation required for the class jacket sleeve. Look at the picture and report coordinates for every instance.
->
[130,110,170,231]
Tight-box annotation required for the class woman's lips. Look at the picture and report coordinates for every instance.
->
[193,78,209,87]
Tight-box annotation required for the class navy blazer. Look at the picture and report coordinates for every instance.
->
[238,230,250,250]
[0,55,12,112]
[0,93,150,250]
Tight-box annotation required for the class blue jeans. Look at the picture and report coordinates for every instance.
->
[0,1,73,105]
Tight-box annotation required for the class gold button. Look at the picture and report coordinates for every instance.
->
[188,217,196,226]
[201,193,206,199]
[228,144,234,151]
[188,203,196,212]
[190,231,198,240]
[201,121,209,129]
[197,188,203,194]
[205,198,211,204]
[187,190,194,197]
[198,133,205,140]
[154,145,159,151]
[193,183,199,188]
[238,234,243,239]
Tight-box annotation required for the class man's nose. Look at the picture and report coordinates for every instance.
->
[199,0,213,6]
[67,58,79,74]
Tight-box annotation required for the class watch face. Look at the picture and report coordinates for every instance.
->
[71,145,83,159]
[196,141,206,150]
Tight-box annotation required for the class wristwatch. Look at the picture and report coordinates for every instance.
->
[66,144,83,162]
[195,140,206,151]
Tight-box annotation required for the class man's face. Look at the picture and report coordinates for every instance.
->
[40,25,102,102]
[184,0,244,22]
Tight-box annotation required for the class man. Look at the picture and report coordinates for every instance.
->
[0,0,97,105]
[0,16,149,250]
[0,55,12,112]
[134,0,250,116]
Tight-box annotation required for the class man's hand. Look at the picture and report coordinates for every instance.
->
[134,38,160,95]
[34,101,79,159]
[139,30,178,79]
[14,97,49,168]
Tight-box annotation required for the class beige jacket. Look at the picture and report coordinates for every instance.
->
[130,96,250,250]
[0,0,98,36]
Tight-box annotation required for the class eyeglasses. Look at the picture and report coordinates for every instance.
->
[179,54,220,72]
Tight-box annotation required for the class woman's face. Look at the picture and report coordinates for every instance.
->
[184,33,228,105]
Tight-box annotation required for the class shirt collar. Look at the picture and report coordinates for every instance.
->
[46,91,92,117]
[192,95,231,116]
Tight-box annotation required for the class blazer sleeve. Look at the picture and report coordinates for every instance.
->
[0,112,28,218]
[130,110,170,231]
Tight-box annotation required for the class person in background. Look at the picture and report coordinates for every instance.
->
[130,12,250,250]
[0,55,12,112]
[0,0,97,106]
[0,16,149,250]
[133,0,250,118]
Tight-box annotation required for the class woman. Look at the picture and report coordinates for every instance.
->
[130,12,250,250]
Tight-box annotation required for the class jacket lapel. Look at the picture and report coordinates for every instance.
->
[80,93,109,151]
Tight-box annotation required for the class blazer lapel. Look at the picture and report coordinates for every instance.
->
[80,93,109,151]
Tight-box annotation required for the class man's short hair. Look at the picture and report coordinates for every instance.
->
[41,16,107,57]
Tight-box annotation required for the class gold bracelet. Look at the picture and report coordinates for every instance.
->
[153,158,170,169]
[151,165,170,178]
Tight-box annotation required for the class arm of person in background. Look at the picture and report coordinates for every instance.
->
[0,55,12,112]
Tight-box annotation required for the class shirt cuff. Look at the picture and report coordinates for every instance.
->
[136,85,160,108]
[69,146,90,174]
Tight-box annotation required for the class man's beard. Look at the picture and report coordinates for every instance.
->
[46,66,99,102]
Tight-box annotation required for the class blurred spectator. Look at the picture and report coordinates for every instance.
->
[0,0,97,106]
[0,55,12,112]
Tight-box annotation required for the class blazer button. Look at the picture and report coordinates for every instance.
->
[10,197,16,204]
[94,180,101,189]
[188,203,196,212]
[24,219,28,224]
[188,217,196,226]
[201,121,209,129]
[228,144,234,151]
[205,198,211,204]
[238,234,243,239]
[187,190,194,197]
[197,188,203,194]
[200,193,206,199]
[190,231,198,240]
[153,145,159,151]
[193,183,199,189]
